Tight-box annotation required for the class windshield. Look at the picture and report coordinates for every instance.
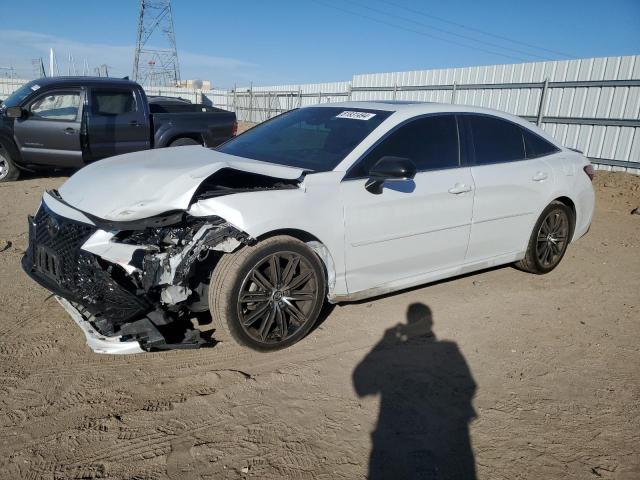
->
[1,82,39,109]
[218,107,392,171]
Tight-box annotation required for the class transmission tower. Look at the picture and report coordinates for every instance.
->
[132,0,181,87]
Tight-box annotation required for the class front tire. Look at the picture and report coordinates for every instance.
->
[516,201,573,274]
[209,236,326,351]
[0,144,20,182]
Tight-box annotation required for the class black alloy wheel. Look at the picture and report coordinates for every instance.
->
[516,201,574,274]
[237,251,320,344]
[209,235,326,351]
[535,209,570,269]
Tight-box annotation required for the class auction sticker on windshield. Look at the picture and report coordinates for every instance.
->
[335,111,376,120]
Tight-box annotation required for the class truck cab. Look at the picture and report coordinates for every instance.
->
[0,77,237,181]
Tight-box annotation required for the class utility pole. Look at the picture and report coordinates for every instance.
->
[49,48,58,77]
[132,0,181,87]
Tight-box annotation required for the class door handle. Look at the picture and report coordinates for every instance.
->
[532,172,548,182]
[63,127,76,134]
[448,183,472,194]
[129,120,141,127]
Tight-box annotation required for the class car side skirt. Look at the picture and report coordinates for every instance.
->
[329,250,524,303]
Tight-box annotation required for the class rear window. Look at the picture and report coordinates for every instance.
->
[91,90,137,116]
[522,128,559,158]
[467,115,525,165]
[218,107,392,172]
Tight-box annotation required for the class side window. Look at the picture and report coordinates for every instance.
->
[91,90,137,116]
[349,115,459,178]
[30,92,80,121]
[467,115,525,165]
[522,128,559,158]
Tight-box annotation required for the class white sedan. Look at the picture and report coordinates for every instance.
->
[22,101,595,353]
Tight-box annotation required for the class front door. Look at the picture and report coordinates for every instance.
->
[13,89,84,167]
[341,114,475,294]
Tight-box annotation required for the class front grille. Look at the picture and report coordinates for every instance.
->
[33,206,96,283]
[25,204,151,326]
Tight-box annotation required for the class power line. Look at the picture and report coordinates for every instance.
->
[344,0,554,60]
[377,0,575,59]
[311,0,527,62]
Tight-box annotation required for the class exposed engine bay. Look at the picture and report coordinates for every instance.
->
[22,167,302,353]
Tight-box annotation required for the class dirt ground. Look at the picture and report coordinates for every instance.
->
[0,168,639,480]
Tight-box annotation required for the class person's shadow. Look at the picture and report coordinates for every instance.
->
[353,303,477,479]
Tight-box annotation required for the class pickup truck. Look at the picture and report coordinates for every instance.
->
[0,77,237,182]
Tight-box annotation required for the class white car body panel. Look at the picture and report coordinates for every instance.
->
[341,167,474,293]
[27,101,596,353]
[59,145,305,221]
[189,171,348,296]
[466,156,556,261]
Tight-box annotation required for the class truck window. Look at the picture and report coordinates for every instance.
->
[30,92,80,121]
[91,90,137,116]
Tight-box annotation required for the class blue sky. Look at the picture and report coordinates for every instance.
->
[0,0,638,88]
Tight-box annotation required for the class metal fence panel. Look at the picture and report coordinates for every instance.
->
[1,55,638,171]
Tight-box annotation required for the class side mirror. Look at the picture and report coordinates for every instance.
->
[365,155,416,194]
[5,106,24,119]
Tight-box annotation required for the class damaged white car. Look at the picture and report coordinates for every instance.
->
[22,102,595,353]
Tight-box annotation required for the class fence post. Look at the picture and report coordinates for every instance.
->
[537,78,549,126]
[249,83,253,123]
[298,88,302,108]
[393,84,397,100]
[233,83,237,115]
[347,84,352,101]
[267,91,271,119]
[451,82,457,104]
[318,91,322,104]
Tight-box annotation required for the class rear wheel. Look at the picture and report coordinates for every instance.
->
[516,201,573,274]
[209,236,326,351]
[169,137,200,147]
[0,144,20,182]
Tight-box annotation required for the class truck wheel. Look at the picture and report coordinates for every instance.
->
[0,144,20,182]
[169,137,200,147]
[209,236,326,351]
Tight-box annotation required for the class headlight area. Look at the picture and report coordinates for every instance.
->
[95,214,253,350]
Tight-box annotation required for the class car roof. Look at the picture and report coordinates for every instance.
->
[308,100,514,117]
[26,76,138,88]
[308,100,555,139]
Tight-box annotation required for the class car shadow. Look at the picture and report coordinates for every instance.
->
[353,303,477,479]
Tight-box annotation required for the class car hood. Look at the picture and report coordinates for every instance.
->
[59,146,305,221]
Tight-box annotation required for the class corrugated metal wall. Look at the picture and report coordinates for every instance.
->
[211,81,351,122]
[350,55,640,173]
[1,55,638,172]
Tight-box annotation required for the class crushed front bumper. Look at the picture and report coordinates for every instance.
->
[21,201,207,354]
[56,297,144,354]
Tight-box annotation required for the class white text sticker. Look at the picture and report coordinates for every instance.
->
[335,111,376,120]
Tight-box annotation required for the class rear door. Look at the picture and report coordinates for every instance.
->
[463,114,558,261]
[13,89,84,167]
[341,114,475,294]
[86,87,150,160]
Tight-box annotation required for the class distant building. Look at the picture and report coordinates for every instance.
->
[177,79,211,90]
